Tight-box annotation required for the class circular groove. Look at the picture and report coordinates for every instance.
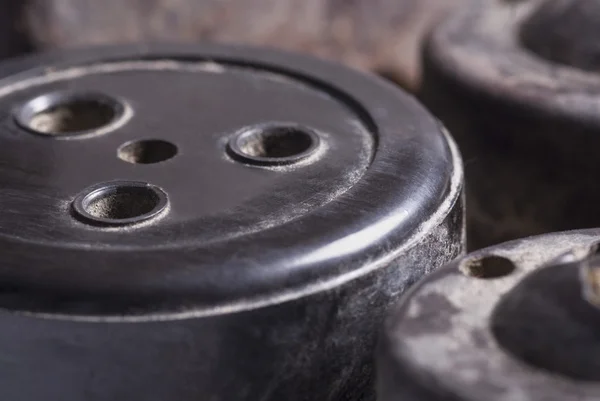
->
[15,90,125,137]
[118,139,178,164]
[72,181,168,226]
[227,123,321,166]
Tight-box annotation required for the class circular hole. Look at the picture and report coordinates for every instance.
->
[15,91,125,136]
[459,255,516,279]
[237,126,315,158]
[227,123,320,166]
[118,139,178,164]
[73,181,168,225]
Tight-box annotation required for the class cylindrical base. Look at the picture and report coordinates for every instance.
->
[0,44,464,401]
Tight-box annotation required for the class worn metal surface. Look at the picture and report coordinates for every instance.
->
[378,229,600,401]
[420,0,600,249]
[0,0,464,91]
[0,44,464,401]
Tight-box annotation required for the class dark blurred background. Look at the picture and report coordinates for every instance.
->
[0,0,464,92]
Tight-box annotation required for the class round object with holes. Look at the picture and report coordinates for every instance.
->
[420,0,600,249]
[378,228,600,401]
[0,45,464,401]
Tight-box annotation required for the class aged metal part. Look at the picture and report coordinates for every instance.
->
[420,0,600,249]
[0,45,464,401]
[378,228,600,401]
[0,0,465,91]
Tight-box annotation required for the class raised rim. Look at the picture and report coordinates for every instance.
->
[226,122,322,166]
[14,89,128,138]
[72,181,169,225]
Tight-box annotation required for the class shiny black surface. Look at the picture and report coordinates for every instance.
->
[0,45,464,401]
[0,44,454,313]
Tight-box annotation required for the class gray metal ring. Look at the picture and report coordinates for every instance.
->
[227,123,321,166]
[72,180,168,226]
[14,90,127,137]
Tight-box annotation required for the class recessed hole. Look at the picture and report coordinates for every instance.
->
[73,181,168,225]
[118,139,178,164]
[460,255,516,279]
[237,126,315,158]
[227,123,320,166]
[15,91,125,136]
